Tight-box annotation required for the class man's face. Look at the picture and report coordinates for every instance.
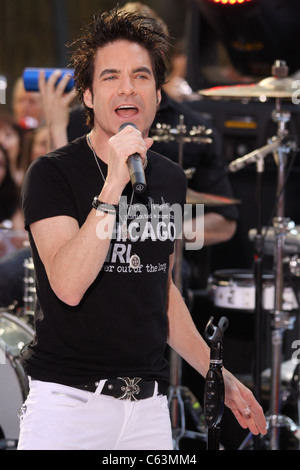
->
[83,40,161,139]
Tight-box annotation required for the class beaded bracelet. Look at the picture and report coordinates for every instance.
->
[92,196,118,215]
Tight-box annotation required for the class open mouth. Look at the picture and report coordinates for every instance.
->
[115,104,138,118]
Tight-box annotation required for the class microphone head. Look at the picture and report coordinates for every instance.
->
[118,122,138,132]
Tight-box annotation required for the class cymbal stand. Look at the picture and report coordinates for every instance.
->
[155,115,211,448]
[238,108,300,450]
[252,147,265,449]
[267,102,300,449]
[230,60,300,450]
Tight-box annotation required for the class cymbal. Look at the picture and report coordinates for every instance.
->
[186,188,240,206]
[199,76,295,100]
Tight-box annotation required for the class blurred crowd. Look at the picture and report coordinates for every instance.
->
[0,77,52,255]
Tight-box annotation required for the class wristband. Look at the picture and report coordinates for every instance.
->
[92,197,118,215]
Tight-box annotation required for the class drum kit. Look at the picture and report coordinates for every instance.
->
[0,229,35,449]
[202,59,300,450]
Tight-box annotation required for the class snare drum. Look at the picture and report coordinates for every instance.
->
[0,312,34,448]
[209,269,298,311]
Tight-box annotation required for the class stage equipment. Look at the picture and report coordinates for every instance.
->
[186,188,240,206]
[204,316,228,450]
[249,223,300,256]
[0,311,34,450]
[199,75,297,100]
[224,60,300,449]
[209,269,298,313]
[152,121,213,145]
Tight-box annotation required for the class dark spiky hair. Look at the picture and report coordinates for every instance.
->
[69,7,170,128]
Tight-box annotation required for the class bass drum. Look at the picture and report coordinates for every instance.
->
[0,311,34,449]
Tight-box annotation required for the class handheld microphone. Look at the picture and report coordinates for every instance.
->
[119,122,147,194]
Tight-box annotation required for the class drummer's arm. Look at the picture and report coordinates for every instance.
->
[184,212,236,248]
[203,213,236,246]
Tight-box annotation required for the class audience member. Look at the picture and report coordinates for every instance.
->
[0,144,20,226]
[0,127,50,307]
[0,112,26,187]
[19,125,51,175]
[12,77,44,129]
[0,144,27,261]
[38,69,76,150]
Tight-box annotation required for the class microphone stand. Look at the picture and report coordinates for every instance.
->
[204,316,229,450]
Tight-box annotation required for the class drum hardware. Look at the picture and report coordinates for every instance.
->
[249,222,300,256]
[289,256,300,278]
[199,60,297,101]
[0,301,18,315]
[161,114,212,448]
[153,116,240,210]
[152,120,213,145]
[268,135,300,450]
[184,167,196,180]
[228,60,300,449]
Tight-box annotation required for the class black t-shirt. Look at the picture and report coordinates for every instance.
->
[21,136,186,387]
[67,93,239,222]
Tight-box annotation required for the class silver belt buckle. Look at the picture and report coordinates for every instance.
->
[117,377,142,401]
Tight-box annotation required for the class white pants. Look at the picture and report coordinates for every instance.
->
[17,379,173,450]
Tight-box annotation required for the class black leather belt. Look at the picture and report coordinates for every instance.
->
[72,377,166,401]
